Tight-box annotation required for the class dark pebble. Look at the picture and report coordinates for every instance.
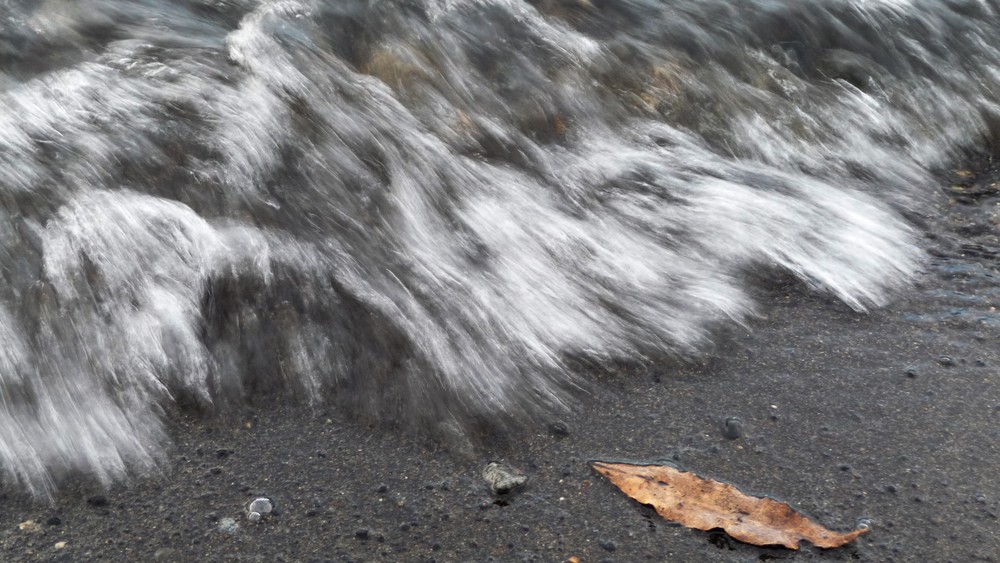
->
[904,368,918,378]
[46,516,62,527]
[376,485,388,494]
[600,540,617,552]
[547,421,570,437]
[886,485,898,494]
[722,417,744,440]
[87,495,108,507]
[206,513,219,522]
[975,359,987,367]
[839,464,851,472]
[355,529,369,540]
[306,509,319,517]
[215,448,230,458]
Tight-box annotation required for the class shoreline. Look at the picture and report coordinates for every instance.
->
[2,189,1000,562]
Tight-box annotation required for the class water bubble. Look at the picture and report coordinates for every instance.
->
[856,517,874,531]
[247,497,273,514]
[246,497,274,522]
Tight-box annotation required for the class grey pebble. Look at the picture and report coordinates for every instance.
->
[482,461,528,495]
[722,417,744,440]
[218,517,239,534]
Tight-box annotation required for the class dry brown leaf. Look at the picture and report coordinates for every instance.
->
[592,461,868,550]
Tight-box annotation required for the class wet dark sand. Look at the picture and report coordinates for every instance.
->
[2,175,1000,562]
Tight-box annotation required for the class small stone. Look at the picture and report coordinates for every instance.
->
[547,421,570,437]
[904,368,918,378]
[86,495,108,507]
[722,417,744,440]
[218,517,239,534]
[938,356,956,367]
[355,529,369,540]
[600,540,617,552]
[482,462,529,495]
[54,541,67,550]
[376,484,388,494]
[215,448,230,458]
[46,516,62,527]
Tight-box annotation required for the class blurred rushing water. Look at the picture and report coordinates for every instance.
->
[0,0,997,495]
